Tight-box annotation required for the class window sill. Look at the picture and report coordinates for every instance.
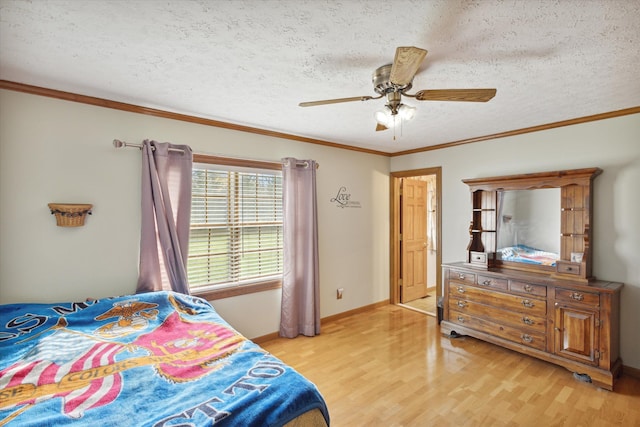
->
[192,279,282,301]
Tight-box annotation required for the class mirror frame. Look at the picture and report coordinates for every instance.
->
[462,167,602,282]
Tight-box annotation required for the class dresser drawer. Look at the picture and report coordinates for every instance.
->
[448,269,476,285]
[469,251,487,264]
[556,261,581,276]
[448,296,546,332]
[477,274,508,290]
[555,288,599,306]
[510,280,547,297]
[450,310,546,351]
[449,283,546,317]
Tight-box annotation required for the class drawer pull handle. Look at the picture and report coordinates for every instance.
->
[522,317,534,325]
[570,292,584,301]
[521,300,535,308]
[457,316,465,323]
[524,284,533,292]
[457,301,467,308]
[458,273,466,280]
[521,334,533,343]
[457,286,465,293]
[482,280,491,286]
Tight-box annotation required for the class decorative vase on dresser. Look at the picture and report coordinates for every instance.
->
[440,168,623,390]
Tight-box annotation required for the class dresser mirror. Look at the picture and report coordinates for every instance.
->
[463,167,601,282]
[496,188,561,268]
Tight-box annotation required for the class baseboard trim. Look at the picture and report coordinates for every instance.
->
[252,300,390,344]
[320,299,390,324]
[252,331,280,344]
[623,364,640,380]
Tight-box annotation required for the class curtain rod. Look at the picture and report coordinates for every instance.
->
[113,139,184,153]
[112,139,319,168]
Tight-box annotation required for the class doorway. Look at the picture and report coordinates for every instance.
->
[390,167,442,316]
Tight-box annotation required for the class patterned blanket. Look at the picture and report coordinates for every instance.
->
[0,291,329,426]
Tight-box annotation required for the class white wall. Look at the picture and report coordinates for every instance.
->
[0,89,390,339]
[391,113,640,370]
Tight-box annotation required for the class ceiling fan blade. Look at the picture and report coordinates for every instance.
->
[415,88,497,102]
[375,123,388,132]
[389,46,427,86]
[299,96,375,107]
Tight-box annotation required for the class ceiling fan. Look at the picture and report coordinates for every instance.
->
[299,46,497,131]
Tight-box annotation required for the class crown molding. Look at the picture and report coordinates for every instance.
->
[2,80,638,158]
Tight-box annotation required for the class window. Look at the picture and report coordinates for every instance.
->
[187,155,283,299]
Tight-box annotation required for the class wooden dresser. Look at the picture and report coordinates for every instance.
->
[441,263,622,390]
[442,168,623,390]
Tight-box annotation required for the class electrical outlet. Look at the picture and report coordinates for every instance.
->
[337,288,344,299]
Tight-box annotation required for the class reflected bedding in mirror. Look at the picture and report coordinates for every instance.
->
[496,188,560,267]
[498,244,558,266]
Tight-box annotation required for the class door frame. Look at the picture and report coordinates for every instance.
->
[390,167,442,305]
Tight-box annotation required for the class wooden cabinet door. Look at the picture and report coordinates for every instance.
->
[554,304,599,365]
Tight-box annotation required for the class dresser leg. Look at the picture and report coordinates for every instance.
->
[572,372,592,383]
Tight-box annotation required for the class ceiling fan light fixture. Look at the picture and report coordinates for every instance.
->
[398,103,416,121]
[374,106,393,127]
[375,103,416,128]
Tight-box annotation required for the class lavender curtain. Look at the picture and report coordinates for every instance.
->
[279,158,320,338]
[136,140,193,295]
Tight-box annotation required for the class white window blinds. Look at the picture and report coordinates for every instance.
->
[188,165,283,291]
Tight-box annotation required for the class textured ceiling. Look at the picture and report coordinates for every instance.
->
[1,0,639,154]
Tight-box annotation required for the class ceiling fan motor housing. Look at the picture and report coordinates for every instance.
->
[372,64,412,95]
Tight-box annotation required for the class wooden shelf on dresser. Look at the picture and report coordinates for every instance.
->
[441,263,623,390]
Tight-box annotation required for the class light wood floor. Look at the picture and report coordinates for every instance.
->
[401,288,437,315]
[261,304,640,427]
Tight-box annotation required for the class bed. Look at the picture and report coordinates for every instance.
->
[0,291,329,426]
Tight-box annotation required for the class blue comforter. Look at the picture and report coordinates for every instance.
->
[0,291,329,426]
